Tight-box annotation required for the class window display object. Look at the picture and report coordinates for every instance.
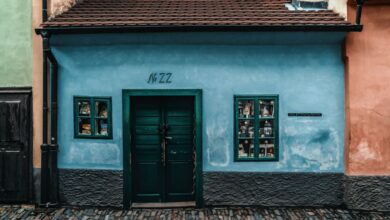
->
[238,100,254,118]
[260,120,273,137]
[259,100,274,118]
[239,139,254,157]
[259,140,275,158]
[79,101,91,116]
[74,97,112,139]
[235,96,278,161]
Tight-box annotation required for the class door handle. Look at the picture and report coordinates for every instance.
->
[164,136,173,140]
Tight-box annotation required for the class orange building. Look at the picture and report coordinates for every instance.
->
[345,0,390,211]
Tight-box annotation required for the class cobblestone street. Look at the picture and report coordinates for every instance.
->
[0,205,389,220]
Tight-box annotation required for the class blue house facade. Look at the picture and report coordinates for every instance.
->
[36,0,363,208]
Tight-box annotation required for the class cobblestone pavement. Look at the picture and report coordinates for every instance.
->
[0,205,389,220]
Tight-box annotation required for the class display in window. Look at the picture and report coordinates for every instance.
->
[96,119,109,136]
[238,120,254,138]
[238,100,254,118]
[238,139,254,158]
[259,140,275,158]
[259,100,274,118]
[259,120,273,137]
[96,101,108,118]
[78,101,91,116]
[78,118,91,135]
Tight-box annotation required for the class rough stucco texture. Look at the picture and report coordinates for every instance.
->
[59,169,123,207]
[0,0,32,86]
[203,172,344,206]
[346,5,390,175]
[51,32,345,173]
[344,176,390,211]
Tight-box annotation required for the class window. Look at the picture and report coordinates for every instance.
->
[234,95,278,161]
[74,96,112,139]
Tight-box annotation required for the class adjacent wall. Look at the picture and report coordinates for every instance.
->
[346,3,390,176]
[0,0,32,86]
[345,2,390,211]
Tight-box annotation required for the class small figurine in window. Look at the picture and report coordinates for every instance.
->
[248,126,254,138]
[81,123,91,134]
[240,125,247,137]
[98,103,108,117]
[259,147,266,157]
[264,120,272,137]
[243,102,252,118]
[79,102,91,115]
[260,101,270,117]
[100,122,108,135]
[243,139,250,154]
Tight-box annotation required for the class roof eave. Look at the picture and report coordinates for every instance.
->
[35,24,363,35]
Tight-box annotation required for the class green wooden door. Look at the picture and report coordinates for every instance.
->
[131,96,195,203]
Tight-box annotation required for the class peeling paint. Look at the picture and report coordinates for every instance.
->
[206,123,230,167]
[283,125,341,171]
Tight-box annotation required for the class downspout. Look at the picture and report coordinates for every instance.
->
[42,0,48,22]
[47,51,59,205]
[355,0,365,25]
[40,30,59,207]
[40,31,50,206]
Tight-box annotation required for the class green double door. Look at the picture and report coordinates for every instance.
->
[131,96,195,203]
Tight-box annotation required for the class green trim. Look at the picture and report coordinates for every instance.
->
[122,89,203,208]
[73,96,113,139]
[234,95,279,162]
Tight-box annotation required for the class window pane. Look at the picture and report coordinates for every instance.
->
[259,119,274,138]
[238,100,254,118]
[259,139,275,159]
[96,119,109,136]
[78,118,91,135]
[238,139,254,158]
[238,119,254,138]
[259,99,274,118]
[78,101,91,116]
[96,101,108,118]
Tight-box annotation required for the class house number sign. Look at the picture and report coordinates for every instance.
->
[147,72,173,84]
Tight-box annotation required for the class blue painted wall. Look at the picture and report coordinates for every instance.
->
[52,32,346,172]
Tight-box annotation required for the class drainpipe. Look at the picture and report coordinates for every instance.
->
[40,31,50,206]
[40,30,59,207]
[48,51,59,205]
[42,0,48,22]
[355,0,365,25]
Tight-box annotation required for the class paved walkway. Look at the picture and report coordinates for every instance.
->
[0,205,389,220]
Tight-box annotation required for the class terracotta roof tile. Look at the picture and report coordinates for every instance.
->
[42,0,353,29]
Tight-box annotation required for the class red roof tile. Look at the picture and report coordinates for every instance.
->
[41,0,357,31]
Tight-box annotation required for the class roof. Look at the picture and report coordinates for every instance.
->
[38,0,362,34]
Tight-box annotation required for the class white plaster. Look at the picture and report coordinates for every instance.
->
[206,124,230,167]
[328,0,347,18]
[354,139,381,161]
[49,0,81,18]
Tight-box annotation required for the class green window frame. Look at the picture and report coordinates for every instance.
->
[234,95,279,161]
[74,96,112,139]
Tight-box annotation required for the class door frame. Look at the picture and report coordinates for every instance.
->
[122,89,203,208]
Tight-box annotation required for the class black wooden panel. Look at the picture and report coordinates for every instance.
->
[0,89,32,203]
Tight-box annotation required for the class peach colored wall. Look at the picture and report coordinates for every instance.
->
[346,3,390,175]
[33,0,43,168]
